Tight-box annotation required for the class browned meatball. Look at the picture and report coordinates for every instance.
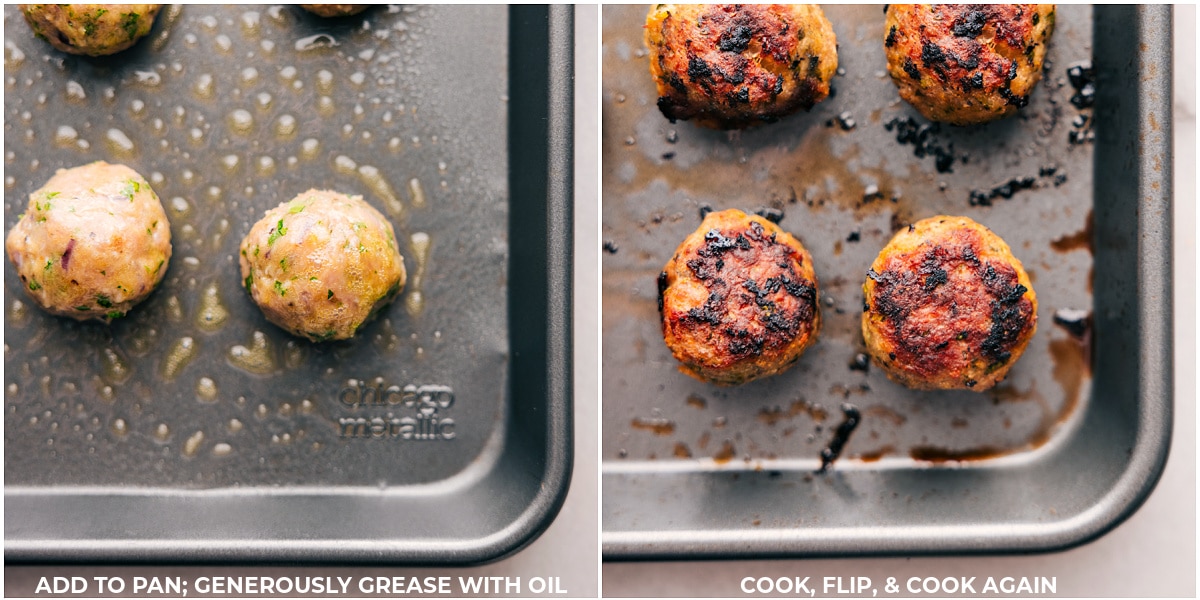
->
[884,4,1055,125]
[862,216,1037,391]
[21,4,161,56]
[300,5,368,17]
[659,209,821,385]
[5,161,171,322]
[645,4,839,129]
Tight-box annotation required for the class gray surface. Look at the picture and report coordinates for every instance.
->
[4,4,572,564]
[603,5,1172,558]
[604,3,1195,596]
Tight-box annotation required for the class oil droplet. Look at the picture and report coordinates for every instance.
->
[240,11,261,35]
[255,91,273,110]
[279,65,298,81]
[53,125,78,147]
[110,418,128,437]
[228,418,243,433]
[300,138,321,160]
[256,156,276,175]
[278,402,293,417]
[100,347,131,384]
[299,399,315,414]
[150,4,183,51]
[154,423,170,441]
[295,34,337,52]
[188,127,204,144]
[193,73,215,99]
[283,340,307,369]
[132,70,161,87]
[317,96,335,115]
[240,67,259,86]
[214,34,232,52]
[220,154,240,174]
[66,80,86,101]
[349,72,366,86]
[212,442,233,456]
[105,129,136,157]
[275,114,296,137]
[161,336,198,380]
[170,197,190,218]
[196,377,218,402]
[182,430,204,457]
[333,155,358,174]
[357,165,403,216]
[408,178,427,208]
[255,404,269,419]
[229,331,276,375]
[4,41,25,69]
[229,109,254,134]
[315,69,334,94]
[129,99,146,117]
[196,282,229,331]
[405,232,431,316]
[387,137,403,152]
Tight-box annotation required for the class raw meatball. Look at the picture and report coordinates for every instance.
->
[645,4,839,129]
[300,5,368,17]
[884,4,1056,125]
[862,216,1037,391]
[239,190,405,342]
[5,161,171,322]
[20,4,161,56]
[659,209,821,385]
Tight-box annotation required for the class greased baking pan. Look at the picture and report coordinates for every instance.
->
[5,4,572,563]
[602,4,1171,558]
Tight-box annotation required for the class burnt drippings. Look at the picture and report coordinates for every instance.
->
[657,271,669,313]
[603,240,619,254]
[849,352,870,372]
[753,206,784,224]
[1067,61,1095,109]
[969,169,1064,206]
[884,117,957,173]
[816,403,861,474]
[1052,308,1091,339]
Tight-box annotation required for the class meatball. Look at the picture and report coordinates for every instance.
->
[659,209,821,385]
[20,4,161,56]
[645,4,839,129]
[5,161,171,322]
[300,5,368,17]
[861,216,1037,391]
[883,4,1055,125]
[239,190,405,342]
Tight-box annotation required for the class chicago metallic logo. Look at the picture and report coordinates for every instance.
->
[336,381,456,441]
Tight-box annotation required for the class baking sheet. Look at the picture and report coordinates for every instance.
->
[5,4,573,563]
[602,4,1171,558]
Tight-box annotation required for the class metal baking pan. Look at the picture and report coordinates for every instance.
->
[602,4,1171,558]
[5,4,572,563]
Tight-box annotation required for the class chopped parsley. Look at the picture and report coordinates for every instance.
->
[95,295,113,308]
[28,280,41,291]
[244,273,253,293]
[268,219,287,245]
[106,310,124,320]
[274,280,286,296]
[289,203,306,214]
[44,259,52,272]
[327,289,333,300]
[75,306,91,311]
[121,12,141,41]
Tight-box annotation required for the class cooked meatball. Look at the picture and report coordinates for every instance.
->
[5,161,171,322]
[884,4,1055,125]
[645,4,839,129]
[659,209,821,385]
[862,216,1037,391]
[300,5,368,17]
[20,4,161,56]
[239,190,405,342]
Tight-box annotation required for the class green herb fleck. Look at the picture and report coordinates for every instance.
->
[95,294,113,308]
[274,280,285,296]
[45,191,60,199]
[122,11,141,41]
[289,203,306,214]
[279,257,288,271]
[253,245,260,257]
[28,280,41,291]
[327,289,334,300]
[44,259,53,272]
[268,219,287,245]
[106,310,124,320]
[120,180,136,201]
[244,273,253,293]
[75,305,91,311]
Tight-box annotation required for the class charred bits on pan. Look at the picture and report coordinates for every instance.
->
[883,4,1056,125]
[645,4,839,129]
[659,209,821,385]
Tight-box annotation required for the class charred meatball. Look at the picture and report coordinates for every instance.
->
[862,216,1037,391]
[883,4,1055,125]
[660,209,821,385]
[300,5,368,18]
[645,4,839,129]
[6,161,171,322]
[240,190,405,342]
[20,4,161,56]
